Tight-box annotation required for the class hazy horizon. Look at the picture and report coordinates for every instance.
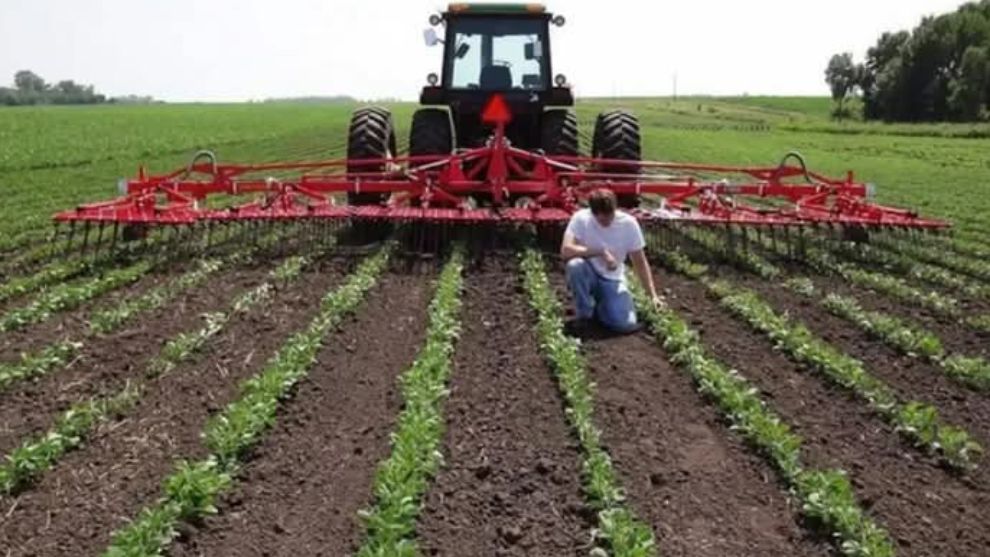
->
[0,0,971,102]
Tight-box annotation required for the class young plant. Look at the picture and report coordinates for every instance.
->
[520,250,656,557]
[630,277,894,557]
[355,249,465,555]
[0,259,153,331]
[102,247,392,557]
[708,279,982,469]
[0,385,138,494]
[0,340,81,391]
[89,257,224,334]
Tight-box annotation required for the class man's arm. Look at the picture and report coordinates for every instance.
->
[560,231,603,261]
[630,249,663,306]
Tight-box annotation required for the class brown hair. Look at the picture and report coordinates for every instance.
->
[588,189,617,216]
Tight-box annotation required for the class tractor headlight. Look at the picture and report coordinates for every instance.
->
[554,74,567,87]
[427,73,439,86]
[428,14,442,26]
[552,15,566,26]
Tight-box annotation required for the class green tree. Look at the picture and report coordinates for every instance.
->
[14,70,46,93]
[949,45,990,120]
[825,52,858,119]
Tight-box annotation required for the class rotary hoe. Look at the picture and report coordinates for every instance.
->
[52,3,947,256]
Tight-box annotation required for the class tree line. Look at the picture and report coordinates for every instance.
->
[0,70,108,106]
[826,0,990,122]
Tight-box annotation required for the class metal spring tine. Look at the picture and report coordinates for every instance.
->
[93,223,106,261]
[109,222,119,255]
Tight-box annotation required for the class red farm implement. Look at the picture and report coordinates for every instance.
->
[52,3,947,252]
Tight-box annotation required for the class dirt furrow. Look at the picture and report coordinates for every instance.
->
[169,270,433,557]
[0,263,346,556]
[661,268,990,557]
[742,273,990,463]
[549,268,829,557]
[0,261,271,456]
[416,259,592,556]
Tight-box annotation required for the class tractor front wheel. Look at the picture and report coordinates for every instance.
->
[346,106,397,206]
[592,110,642,208]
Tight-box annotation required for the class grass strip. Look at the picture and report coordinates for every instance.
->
[0,259,154,332]
[520,249,656,557]
[0,255,313,496]
[629,279,895,557]
[100,246,391,557]
[784,279,990,392]
[354,248,465,556]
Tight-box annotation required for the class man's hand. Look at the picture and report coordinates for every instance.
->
[651,294,668,311]
[602,249,618,271]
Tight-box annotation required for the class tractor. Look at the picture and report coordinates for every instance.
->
[345,3,641,206]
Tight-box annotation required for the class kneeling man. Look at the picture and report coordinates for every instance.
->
[560,189,663,333]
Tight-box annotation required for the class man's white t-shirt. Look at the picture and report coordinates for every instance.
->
[564,208,646,281]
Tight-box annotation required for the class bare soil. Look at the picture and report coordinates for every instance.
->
[416,258,592,556]
[170,270,433,557]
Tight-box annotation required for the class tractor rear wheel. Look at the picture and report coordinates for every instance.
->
[540,109,579,156]
[346,106,397,205]
[409,108,454,157]
[592,110,642,208]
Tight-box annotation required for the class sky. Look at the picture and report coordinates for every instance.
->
[0,0,972,102]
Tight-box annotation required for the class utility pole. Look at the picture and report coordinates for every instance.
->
[672,72,678,101]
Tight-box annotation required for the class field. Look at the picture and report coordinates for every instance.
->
[0,98,989,557]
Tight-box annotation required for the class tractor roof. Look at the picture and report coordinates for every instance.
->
[445,3,547,16]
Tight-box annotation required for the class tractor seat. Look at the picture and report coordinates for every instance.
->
[480,65,513,90]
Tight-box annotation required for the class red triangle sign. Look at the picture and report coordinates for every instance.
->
[481,94,512,125]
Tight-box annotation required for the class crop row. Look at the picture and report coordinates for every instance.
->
[101,245,392,556]
[521,250,656,557]
[785,278,990,391]
[709,281,982,468]
[735,231,972,322]
[828,240,990,301]
[354,249,464,555]
[0,256,93,304]
[629,274,895,557]
[873,234,990,284]
[0,254,312,495]
[0,259,154,332]
[0,254,240,394]
[658,250,982,469]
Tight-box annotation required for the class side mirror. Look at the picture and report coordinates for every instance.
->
[424,28,441,47]
[524,41,543,60]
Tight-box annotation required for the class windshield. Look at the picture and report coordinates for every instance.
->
[445,17,548,91]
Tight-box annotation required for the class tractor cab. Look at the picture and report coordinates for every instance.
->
[418,3,573,151]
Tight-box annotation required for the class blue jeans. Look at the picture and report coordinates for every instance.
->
[565,258,638,332]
